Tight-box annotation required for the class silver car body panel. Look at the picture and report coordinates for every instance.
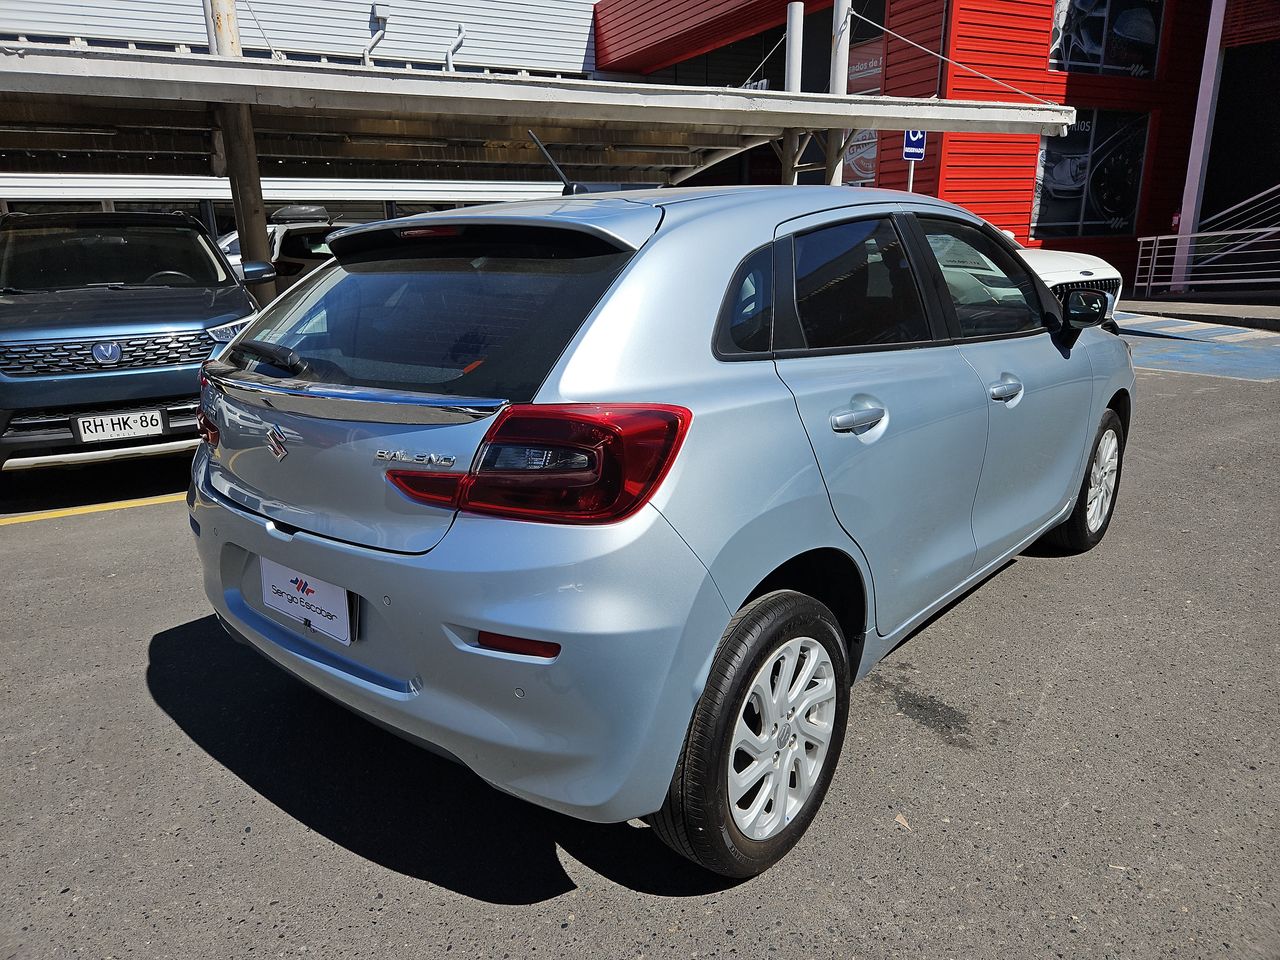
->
[192,185,1136,822]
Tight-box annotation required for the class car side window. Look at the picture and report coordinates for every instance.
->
[917,218,1044,338]
[720,245,773,353]
[792,217,930,349]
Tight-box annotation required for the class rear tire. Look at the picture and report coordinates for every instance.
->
[1045,408,1125,553]
[649,590,850,878]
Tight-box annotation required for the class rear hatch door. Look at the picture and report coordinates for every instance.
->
[201,219,643,554]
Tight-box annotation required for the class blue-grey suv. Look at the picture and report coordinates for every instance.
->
[0,212,270,473]
[190,187,1134,877]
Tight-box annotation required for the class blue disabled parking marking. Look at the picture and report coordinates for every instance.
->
[1118,314,1280,383]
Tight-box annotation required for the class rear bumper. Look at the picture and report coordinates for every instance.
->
[189,450,731,823]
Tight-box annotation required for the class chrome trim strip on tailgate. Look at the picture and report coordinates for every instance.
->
[202,360,507,425]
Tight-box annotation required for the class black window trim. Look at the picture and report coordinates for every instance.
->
[905,212,1064,345]
[770,211,953,360]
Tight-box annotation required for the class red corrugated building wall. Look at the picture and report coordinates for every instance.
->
[1222,0,1280,47]
[594,0,1210,280]
[595,0,832,74]
[923,0,1209,279]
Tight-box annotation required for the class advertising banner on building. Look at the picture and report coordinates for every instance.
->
[1032,108,1150,238]
[1048,0,1164,77]
[842,37,884,186]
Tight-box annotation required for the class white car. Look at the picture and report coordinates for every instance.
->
[218,206,357,292]
[1014,245,1124,329]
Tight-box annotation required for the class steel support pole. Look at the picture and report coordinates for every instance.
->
[1172,0,1228,292]
[825,0,851,184]
[781,2,805,185]
[203,0,242,56]
[203,0,275,300]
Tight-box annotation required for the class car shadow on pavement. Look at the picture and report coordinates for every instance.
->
[146,616,740,904]
[0,453,192,514]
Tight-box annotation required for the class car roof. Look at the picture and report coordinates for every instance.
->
[0,211,206,231]
[330,185,973,252]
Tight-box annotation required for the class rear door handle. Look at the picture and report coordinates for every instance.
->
[831,406,886,433]
[988,379,1024,402]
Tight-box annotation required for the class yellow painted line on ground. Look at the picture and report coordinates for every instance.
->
[0,491,186,527]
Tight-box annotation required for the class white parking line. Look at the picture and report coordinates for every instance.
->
[1214,329,1280,343]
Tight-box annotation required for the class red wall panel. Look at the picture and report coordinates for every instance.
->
[876,0,946,195]
[1222,0,1280,47]
[596,0,1210,281]
[595,0,832,74]
[919,0,1210,282]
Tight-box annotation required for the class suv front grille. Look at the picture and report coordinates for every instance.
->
[1050,278,1122,305]
[0,330,214,377]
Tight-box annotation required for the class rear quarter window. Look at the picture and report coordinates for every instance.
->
[235,225,632,403]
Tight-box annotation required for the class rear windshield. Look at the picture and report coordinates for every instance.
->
[0,224,232,291]
[231,225,633,402]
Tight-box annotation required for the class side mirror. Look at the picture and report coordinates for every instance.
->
[1065,289,1108,329]
[240,260,277,284]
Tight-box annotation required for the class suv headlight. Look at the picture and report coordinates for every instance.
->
[208,316,254,343]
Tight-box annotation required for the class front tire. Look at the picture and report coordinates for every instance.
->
[1046,408,1125,553]
[649,591,850,878]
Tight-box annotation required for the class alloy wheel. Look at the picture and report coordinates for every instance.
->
[727,636,838,841]
[1086,427,1120,533]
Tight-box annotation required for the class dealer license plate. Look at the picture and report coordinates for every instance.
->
[260,557,353,645]
[77,409,164,442]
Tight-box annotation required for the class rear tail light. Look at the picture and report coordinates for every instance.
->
[196,409,220,447]
[387,403,691,524]
[476,630,561,659]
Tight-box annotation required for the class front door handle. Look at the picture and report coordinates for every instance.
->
[988,378,1024,402]
[831,406,886,433]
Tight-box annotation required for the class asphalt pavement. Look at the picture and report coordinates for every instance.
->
[1,335,1277,959]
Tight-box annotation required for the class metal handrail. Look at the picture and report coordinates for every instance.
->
[1200,182,1280,232]
[1134,227,1280,296]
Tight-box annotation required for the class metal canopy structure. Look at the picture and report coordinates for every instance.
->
[0,44,1074,184]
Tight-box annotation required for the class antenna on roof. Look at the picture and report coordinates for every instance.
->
[528,129,573,193]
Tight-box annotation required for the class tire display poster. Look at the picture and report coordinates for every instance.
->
[1031,108,1150,238]
[842,37,884,186]
[1049,0,1163,77]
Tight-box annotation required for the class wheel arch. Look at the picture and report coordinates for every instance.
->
[1107,387,1131,438]
[739,547,869,675]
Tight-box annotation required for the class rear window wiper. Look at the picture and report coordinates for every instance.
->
[231,338,309,376]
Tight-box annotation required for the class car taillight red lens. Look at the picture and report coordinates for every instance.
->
[196,409,220,447]
[386,470,462,508]
[476,630,561,659]
[386,404,691,524]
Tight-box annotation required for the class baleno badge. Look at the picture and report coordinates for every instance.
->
[376,450,456,467]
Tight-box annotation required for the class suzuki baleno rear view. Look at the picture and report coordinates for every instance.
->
[191,187,1135,877]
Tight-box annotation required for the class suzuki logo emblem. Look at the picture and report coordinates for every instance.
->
[91,342,122,365]
[265,424,288,461]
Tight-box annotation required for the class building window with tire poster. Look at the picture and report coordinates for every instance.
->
[1048,0,1164,78]
[1031,108,1150,238]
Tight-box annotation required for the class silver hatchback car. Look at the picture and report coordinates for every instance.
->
[190,186,1134,877]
